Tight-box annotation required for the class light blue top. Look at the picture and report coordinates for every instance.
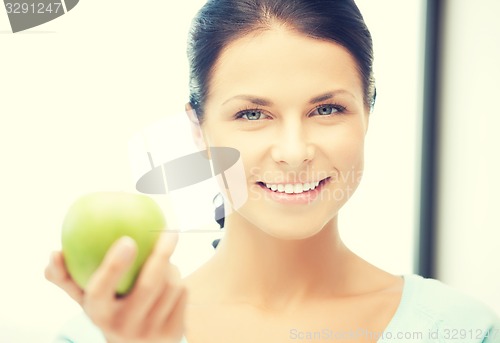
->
[54,274,500,343]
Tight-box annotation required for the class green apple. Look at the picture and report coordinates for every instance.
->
[61,191,164,295]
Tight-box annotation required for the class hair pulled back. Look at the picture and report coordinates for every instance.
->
[187,0,376,124]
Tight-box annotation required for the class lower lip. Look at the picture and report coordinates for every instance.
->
[258,179,329,205]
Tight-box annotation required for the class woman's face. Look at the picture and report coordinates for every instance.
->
[197,28,369,239]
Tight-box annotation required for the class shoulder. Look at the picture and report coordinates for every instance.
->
[407,274,498,322]
[395,274,500,342]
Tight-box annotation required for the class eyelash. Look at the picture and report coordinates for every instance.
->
[234,103,347,121]
[312,103,347,116]
[234,106,267,120]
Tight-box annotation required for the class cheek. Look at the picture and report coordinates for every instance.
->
[320,126,366,187]
[337,132,365,168]
[206,128,268,166]
[204,128,265,201]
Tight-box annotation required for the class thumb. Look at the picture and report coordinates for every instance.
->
[157,231,179,260]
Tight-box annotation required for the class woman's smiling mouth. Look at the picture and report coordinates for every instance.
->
[256,177,331,204]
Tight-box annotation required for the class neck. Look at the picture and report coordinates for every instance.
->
[207,214,355,311]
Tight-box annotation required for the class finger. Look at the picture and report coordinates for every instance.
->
[45,251,84,305]
[85,236,137,301]
[146,266,184,332]
[121,233,180,322]
[155,231,179,259]
[160,286,188,341]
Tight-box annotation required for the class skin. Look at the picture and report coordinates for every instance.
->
[183,27,404,342]
[45,26,404,343]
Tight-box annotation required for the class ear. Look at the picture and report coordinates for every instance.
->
[185,102,208,151]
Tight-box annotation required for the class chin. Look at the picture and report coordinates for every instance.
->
[256,220,327,241]
[229,196,341,240]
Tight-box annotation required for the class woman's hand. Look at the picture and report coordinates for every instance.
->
[45,233,187,343]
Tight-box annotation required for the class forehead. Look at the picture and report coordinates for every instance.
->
[206,28,363,106]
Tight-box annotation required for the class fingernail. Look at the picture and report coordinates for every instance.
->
[117,236,137,261]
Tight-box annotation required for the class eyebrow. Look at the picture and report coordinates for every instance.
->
[221,90,355,107]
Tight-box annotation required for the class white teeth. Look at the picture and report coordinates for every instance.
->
[267,183,280,191]
[284,184,294,194]
[263,180,324,194]
[293,184,303,193]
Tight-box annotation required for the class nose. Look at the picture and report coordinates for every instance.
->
[270,120,315,168]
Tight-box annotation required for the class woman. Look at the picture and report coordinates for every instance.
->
[45,0,500,342]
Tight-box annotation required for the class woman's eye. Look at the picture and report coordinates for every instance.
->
[237,110,268,120]
[312,104,345,116]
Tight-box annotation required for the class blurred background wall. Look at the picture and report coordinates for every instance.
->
[436,0,500,313]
